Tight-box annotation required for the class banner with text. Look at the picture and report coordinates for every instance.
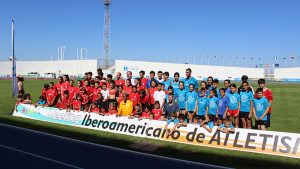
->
[13,104,300,159]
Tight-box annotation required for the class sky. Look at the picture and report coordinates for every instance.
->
[0,0,300,67]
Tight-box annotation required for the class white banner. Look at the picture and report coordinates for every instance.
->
[13,104,300,159]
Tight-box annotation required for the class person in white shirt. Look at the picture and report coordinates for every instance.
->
[101,83,109,101]
[157,71,163,83]
[154,83,166,109]
[127,71,135,85]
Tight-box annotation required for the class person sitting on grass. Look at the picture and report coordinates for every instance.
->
[130,104,143,119]
[165,113,179,137]
[193,115,201,125]
[253,88,270,130]
[56,97,66,110]
[149,112,155,120]
[139,104,151,120]
[72,94,82,112]
[200,115,215,133]
[88,102,100,114]
[218,117,235,133]
[22,93,32,104]
[116,93,133,117]
[176,114,188,129]
[35,95,46,107]
[99,107,107,116]
[106,102,117,115]
[152,101,163,120]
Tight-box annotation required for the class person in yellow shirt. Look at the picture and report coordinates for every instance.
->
[117,93,134,117]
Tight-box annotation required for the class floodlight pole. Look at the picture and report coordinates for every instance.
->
[102,0,111,69]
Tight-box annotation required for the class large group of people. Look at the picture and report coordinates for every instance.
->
[16,67,273,133]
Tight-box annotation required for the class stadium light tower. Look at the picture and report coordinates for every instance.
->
[102,0,111,69]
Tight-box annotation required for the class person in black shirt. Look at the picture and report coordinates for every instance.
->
[238,75,254,94]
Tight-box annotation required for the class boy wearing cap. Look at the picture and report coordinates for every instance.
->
[165,113,179,137]
[238,75,254,94]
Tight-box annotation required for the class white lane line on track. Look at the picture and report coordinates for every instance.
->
[0,144,84,169]
[0,122,231,169]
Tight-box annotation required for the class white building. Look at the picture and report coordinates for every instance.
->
[115,60,265,80]
[0,59,98,78]
[274,67,300,81]
[1,59,300,81]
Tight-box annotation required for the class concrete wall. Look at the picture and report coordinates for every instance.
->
[0,60,98,77]
[3,59,298,81]
[115,60,265,80]
[274,67,300,81]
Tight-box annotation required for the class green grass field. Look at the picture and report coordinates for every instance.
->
[0,79,299,168]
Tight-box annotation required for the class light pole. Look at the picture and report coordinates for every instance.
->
[207,55,210,65]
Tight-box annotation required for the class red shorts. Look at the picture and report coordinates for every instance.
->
[228,109,239,117]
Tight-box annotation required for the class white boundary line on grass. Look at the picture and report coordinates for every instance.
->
[0,144,84,169]
[0,122,230,169]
